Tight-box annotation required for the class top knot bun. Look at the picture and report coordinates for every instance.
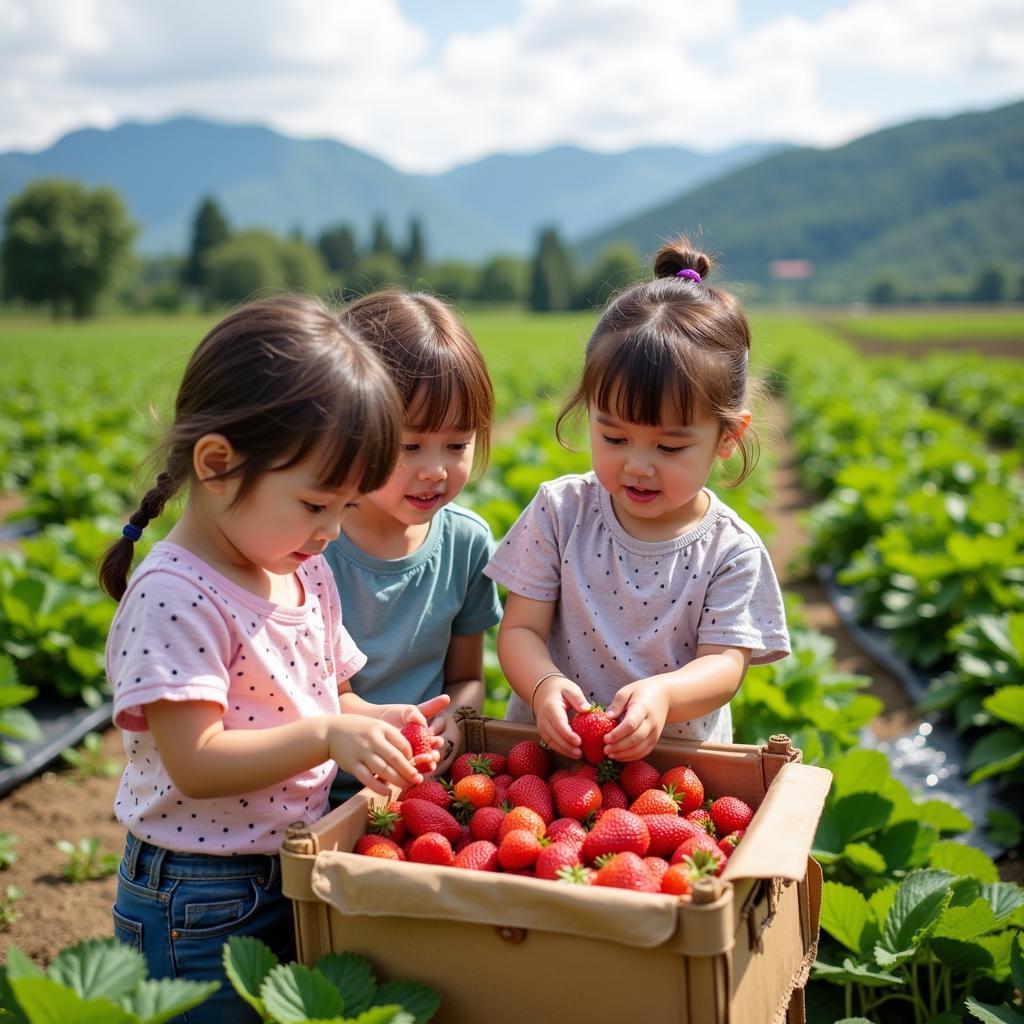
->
[652,238,713,282]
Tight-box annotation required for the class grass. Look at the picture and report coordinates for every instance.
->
[812,306,1024,343]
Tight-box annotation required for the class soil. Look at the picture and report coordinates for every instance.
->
[0,401,1018,966]
[818,324,1024,361]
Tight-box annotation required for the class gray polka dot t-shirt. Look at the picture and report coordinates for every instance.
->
[108,541,365,854]
[484,473,790,743]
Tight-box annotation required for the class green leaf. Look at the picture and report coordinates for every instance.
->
[981,882,1024,923]
[875,870,955,968]
[0,964,30,1024]
[7,977,138,1024]
[1012,933,1024,998]
[46,939,147,1003]
[812,956,901,986]
[963,996,1024,1024]
[874,820,937,873]
[833,792,895,843]
[935,899,1000,940]
[987,809,1023,849]
[841,842,887,876]
[915,799,973,835]
[930,937,995,972]
[372,980,440,1024]
[830,749,893,799]
[4,947,45,981]
[929,840,1000,882]
[349,1008,416,1024]
[313,952,376,1017]
[983,686,1024,728]
[967,729,1024,783]
[122,978,220,1024]
[260,964,344,1024]
[222,935,276,1018]
[820,882,870,955]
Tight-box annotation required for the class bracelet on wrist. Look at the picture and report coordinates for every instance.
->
[530,671,564,714]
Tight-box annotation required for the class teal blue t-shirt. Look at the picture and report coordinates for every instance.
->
[323,503,502,807]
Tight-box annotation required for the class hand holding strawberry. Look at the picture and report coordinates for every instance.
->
[532,675,589,760]
[602,679,671,762]
[381,694,451,772]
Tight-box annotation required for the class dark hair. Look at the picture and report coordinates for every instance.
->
[99,293,402,600]
[557,237,759,483]
[341,290,494,476]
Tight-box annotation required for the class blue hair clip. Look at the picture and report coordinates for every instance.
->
[122,523,143,542]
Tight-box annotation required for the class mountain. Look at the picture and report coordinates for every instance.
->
[422,142,783,252]
[575,100,1024,294]
[0,117,511,259]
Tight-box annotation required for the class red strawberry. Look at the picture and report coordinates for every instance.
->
[661,862,694,896]
[408,832,454,866]
[400,798,462,843]
[553,776,602,821]
[660,765,705,814]
[644,856,670,883]
[452,774,496,812]
[498,828,545,871]
[546,817,587,848]
[454,825,473,853]
[685,809,717,836]
[498,806,546,841]
[556,864,596,885]
[630,787,682,817]
[582,808,650,863]
[535,842,582,881]
[572,705,617,764]
[400,722,434,762]
[492,773,514,805]
[354,834,405,859]
[680,847,727,878]
[506,740,550,779]
[718,829,745,856]
[469,805,506,843]
[670,834,724,868]
[508,774,554,824]
[402,779,451,808]
[593,851,659,892]
[618,760,661,800]
[710,797,754,835]
[450,751,506,782]
[600,780,630,811]
[452,840,499,871]
[642,814,706,858]
[366,801,406,843]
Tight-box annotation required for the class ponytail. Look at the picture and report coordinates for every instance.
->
[99,469,184,601]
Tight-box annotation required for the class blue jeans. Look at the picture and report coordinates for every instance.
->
[113,833,296,1024]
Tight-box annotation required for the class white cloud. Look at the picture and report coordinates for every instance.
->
[0,0,1021,168]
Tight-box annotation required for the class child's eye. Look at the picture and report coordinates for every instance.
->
[601,435,626,446]
[658,444,688,454]
[401,443,420,453]
[448,442,471,452]
[344,502,361,511]
[303,502,326,513]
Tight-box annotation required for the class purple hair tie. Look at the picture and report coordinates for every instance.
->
[676,268,701,283]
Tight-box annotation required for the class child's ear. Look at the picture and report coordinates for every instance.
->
[193,434,240,493]
[717,410,752,459]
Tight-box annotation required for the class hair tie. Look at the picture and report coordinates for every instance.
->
[122,523,144,542]
[676,268,701,283]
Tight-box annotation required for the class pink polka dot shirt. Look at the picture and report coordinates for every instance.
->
[108,541,365,855]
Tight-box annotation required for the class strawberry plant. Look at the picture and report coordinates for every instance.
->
[0,884,22,929]
[223,935,439,1023]
[0,653,39,764]
[0,832,17,869]
[55,837,120,882]
[1,937,218,1021]
[60,731,121,780]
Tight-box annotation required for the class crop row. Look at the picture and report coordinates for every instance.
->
[761,318,1024,791]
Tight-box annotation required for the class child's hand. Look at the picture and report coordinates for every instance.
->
[380,695,451,774]
[428,709,462,777]
[534,675,590,759]
[326,716,424,796]
[603,680,671,762]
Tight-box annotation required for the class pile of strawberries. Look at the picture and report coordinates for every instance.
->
[354,709,753,896]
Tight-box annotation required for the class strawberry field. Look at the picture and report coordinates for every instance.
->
[1,306,1023,1023]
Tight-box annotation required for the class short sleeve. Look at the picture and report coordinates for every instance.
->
[696,546,790,665]
[109,570,233,731]
[484,484,563,602]
[452,519,503,636]
[322,567,366,683]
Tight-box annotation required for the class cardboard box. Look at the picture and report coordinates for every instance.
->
[281,714,831,1024]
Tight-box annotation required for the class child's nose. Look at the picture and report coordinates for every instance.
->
[624,453,654,476]
[419,460,446,480]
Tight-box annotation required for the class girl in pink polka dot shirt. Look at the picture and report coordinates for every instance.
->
[99,295,447,1023]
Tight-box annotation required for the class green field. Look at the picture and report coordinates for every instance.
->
[816,307,1024,343]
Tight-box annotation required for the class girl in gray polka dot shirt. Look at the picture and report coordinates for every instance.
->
[485,237,790,761]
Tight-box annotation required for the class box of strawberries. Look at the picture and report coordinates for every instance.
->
[281,711,831,1024]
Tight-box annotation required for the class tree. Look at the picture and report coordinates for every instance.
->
[278,238,328,293]
[204,231,282,305]
[402,216,426,276]
[425,261,478,301]
[576,243,645,309]
[348,252,405,296]
[370,216,395,259]
[476,255,528,303]
[1,178,136,318]
[182,196,230,291]
[529,226,574,312]
[867,277,898,305]
[970,263,1006,303]
[317,224,358,274]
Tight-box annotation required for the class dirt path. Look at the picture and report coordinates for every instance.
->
[762,401,917,738]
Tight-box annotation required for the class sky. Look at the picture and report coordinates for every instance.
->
[1,0,1022,173]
